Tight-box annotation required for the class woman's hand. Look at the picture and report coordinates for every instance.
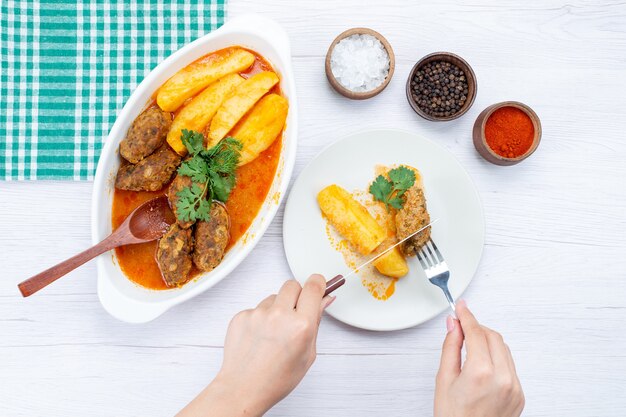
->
[434,300,525,417]
[178,274,333,417]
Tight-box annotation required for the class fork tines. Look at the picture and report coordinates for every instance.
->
[416,238,444,269]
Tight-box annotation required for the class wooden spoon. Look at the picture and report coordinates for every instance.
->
[18,196,175,297]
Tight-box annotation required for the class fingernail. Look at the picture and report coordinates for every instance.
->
[446,315,456,333]
[457,299,467,309]
[322,296,336,310]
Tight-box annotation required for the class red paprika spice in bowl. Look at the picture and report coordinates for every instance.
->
[473,101,542,165]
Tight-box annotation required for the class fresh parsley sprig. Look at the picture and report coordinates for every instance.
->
[369,166,416,211]
[176,183,212,222]
[175,130,242,222]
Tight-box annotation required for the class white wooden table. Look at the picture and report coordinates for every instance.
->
[2,1,626,415]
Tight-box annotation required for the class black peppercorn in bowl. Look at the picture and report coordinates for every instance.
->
[406,52,477,121]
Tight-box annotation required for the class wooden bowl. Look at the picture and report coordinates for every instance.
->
[406,52,477,121]
[325,28,395,100]
[472,101,542,166]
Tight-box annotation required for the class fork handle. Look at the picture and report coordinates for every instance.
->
[441,286,457,319]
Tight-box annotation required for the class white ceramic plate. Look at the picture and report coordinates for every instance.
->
[91,15,298,323]
[283,129,484,331]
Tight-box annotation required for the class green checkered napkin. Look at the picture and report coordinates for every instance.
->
[0,0,226,180]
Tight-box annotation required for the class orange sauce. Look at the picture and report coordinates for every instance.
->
[225,137,282,249]
[112,48,284,290]
[112,188,173,290]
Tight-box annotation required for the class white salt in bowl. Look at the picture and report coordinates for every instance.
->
[325,28,395,100]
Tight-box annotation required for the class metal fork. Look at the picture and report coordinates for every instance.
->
[416,238,457,317]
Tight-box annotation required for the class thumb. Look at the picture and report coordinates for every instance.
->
[436,315,463,385]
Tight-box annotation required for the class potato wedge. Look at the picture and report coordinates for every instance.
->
[228,94,288,165]
[373,247,409,278]
[167,74,245,155]
[208,71,279,145]
[317,185,386,255]
[157,49,255,112]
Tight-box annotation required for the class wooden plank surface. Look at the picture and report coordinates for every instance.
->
[2,0,626,415]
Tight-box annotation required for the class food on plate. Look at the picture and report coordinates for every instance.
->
[395,167,431,256]
[369,165,416,211]
[318,165,430,297]
[114,145,181,191]
[317,183,409,279]
[193,203,230,272]
[156,223,194,287]
[167,73,245,155]
[120,106,172,163]
[111,46,287,290]
[156,48,255,112]
[208,71,280,145]
[229,94,288,165]
[372,244,409,278]
[317,184,386,255]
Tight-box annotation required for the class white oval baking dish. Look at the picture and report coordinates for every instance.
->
[91,14,297,323]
